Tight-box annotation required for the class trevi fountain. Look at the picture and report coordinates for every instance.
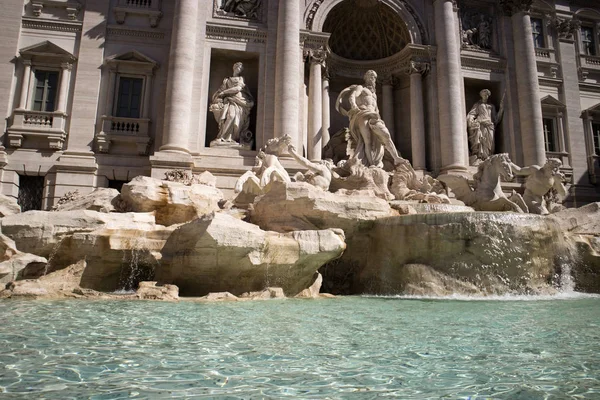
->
[1,70,599,399]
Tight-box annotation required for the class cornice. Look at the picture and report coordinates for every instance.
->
[205,23,267,44]
[21,17,82,33]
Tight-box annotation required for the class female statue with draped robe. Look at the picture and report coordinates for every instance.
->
[209,62,254,148]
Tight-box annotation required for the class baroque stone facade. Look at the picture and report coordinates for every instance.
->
[0,0,599,209]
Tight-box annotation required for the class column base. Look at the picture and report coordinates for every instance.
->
[150,150,194,180]
[439,164,470,178]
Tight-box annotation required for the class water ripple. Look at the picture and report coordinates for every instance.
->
[0,297,599,398]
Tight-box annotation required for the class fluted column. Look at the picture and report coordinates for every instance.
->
[274,0,301,146]
[409,62,428,171]
[160,0,198,153]
[434,0,467,173]
[306,49,326,160]
[502,0,545,166]
[56,62,72,113]
[322,73,331,148]
[381,75,396,140]
[18,59,31,109]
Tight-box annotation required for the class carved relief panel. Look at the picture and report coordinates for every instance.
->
[459,1,497,53]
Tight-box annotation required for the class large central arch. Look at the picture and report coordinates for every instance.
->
[306,0,427,45]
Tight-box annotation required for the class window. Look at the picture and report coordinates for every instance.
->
[17,175,44,212]
[32,70,59,112]
[543,118,558,152]
[116,77,143,118]
[108,179,128,192]
[593,123,600,156]
[581,26,596,56]
[531,18,545,48]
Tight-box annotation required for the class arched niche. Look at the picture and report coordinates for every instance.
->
[306,0,427,45]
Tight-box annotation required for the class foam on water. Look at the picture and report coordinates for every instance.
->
[366,291,600,302]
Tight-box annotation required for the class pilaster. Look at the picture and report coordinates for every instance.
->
[408,61,429,171]
[305,48,327,161]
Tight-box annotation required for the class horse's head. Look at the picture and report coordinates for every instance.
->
[490,153,514,181]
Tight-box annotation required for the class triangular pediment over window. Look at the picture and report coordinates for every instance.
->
[19,41,76,62]
[583,102,600,117]
[541,95,566,109]
[106,51,159,68]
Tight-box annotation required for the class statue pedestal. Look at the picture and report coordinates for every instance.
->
[209,139,251,151]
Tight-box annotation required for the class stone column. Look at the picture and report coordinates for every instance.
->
[409,62,428,171]
[274,0,301,147]
[18,59,32,109]
[502,0,545,166]
[555,17,589,188]
[381,75,396,140]
[322,73,331,148]
[56,62,72,113]
[306,49,325,160]
[160,0,198,153]
[434,0,467,173]
[142,74,152,119]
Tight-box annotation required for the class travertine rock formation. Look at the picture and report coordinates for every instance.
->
[251,181,395,234]
[0,195,21,217]
[51,188,121,213]
[121,175,223,226]
[158,212,346,296]
[321,212,568,296]
[0,233,47,285]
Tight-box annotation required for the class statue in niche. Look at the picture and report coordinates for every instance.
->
[218,0,261,19]
[335,70,404,169]
[209,62,254,149]
[510,158,567,215]
[461,11,493,50]
[467,89,504,165]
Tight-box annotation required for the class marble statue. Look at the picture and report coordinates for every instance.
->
[390,159,450,203]
[461,12,492,50]
[439,153,525,212]
[209,62,254,148]
[335,70,404,168]
[287,143,333,191]
[218,0,261,19]
[510,158,567,215]
[467,89,504,165]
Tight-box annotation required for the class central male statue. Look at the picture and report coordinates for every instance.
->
[336,70,403,168]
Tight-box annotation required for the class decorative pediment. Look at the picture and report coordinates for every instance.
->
[105,50,159,74]
[19,41,76,63]
[582,103,600,117]
[541,95,566,108]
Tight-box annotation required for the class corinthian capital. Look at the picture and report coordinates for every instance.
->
[553,17,581,41]
[500,0,533,16]
[406,61,430,76]
[303,47,328,66]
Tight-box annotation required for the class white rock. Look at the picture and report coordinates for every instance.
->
[0,195,20,217]
[52,188,121,213]
[121,176,224,226]
[158,212,346,296]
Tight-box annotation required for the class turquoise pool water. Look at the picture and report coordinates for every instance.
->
[1,295,599,399]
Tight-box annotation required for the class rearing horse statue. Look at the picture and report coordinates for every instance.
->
[438,153,526,212]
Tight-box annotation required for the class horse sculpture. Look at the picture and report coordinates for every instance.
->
[438,153,526,212]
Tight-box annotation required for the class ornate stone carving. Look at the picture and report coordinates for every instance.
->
[500,0,533,16]
[553,17,581,41]
[335,70,403,168]
[405,60,430,75]
[209,62,255,149]
[467,89,504,165]
[510,158,567,215]
[287,142,333,191]
[215,0,261,20]
[461,11,493,50]
[439,154,526,212]
[303,48,328,66]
